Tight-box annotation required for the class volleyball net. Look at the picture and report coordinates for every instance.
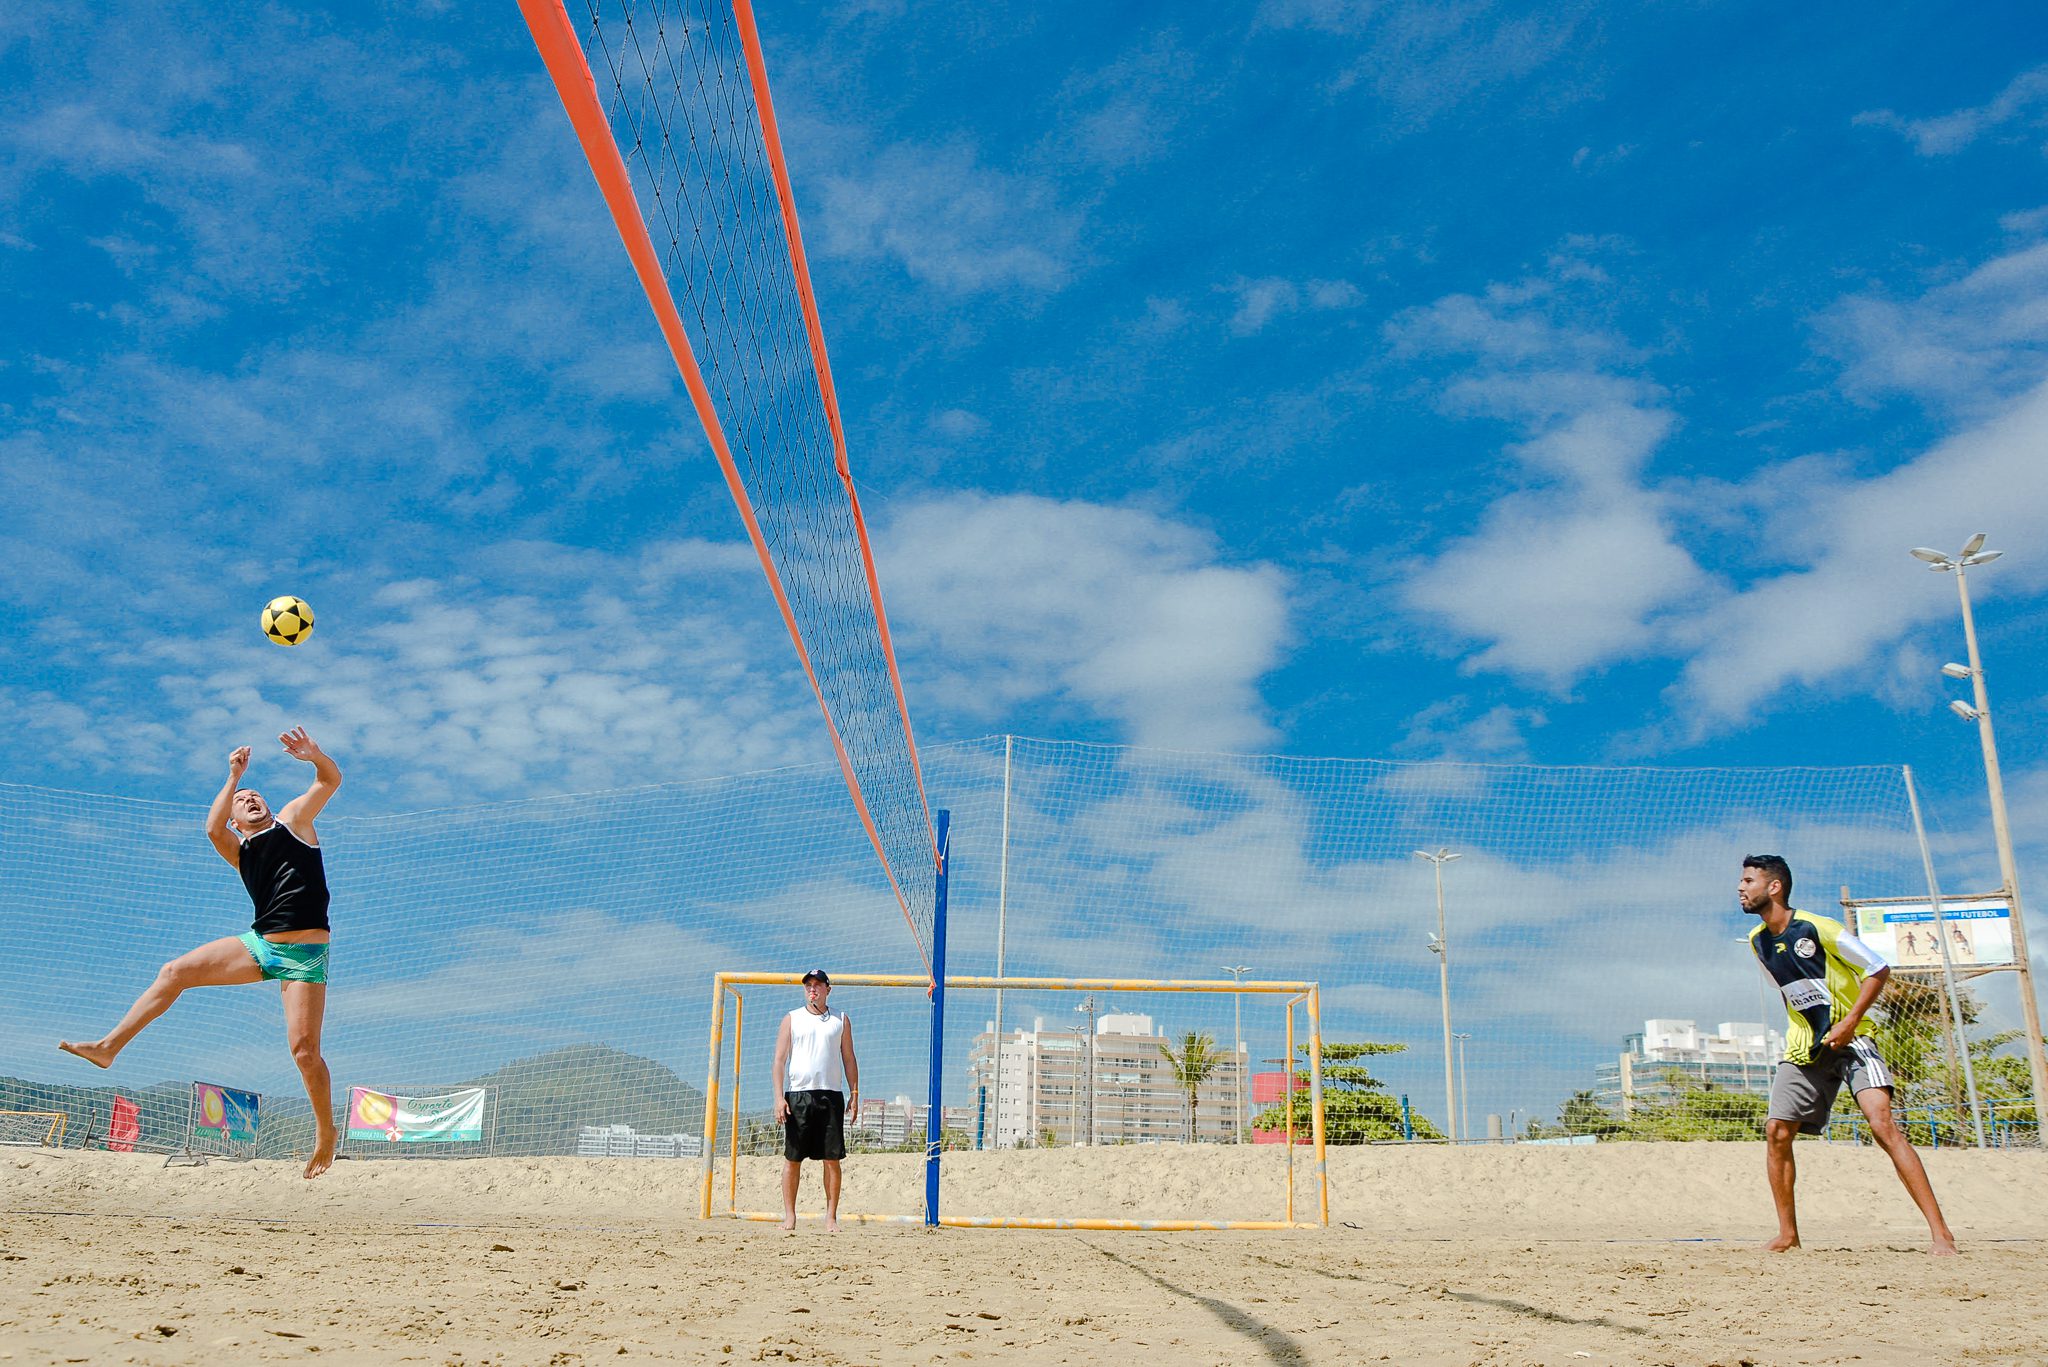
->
[519,0,936,966]
[4,739,2038,1164]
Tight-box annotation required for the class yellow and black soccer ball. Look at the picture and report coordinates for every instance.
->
[261,595,316,647]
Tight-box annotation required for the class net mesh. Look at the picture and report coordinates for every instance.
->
[527,0,936,961]
[5,738,2035,1157]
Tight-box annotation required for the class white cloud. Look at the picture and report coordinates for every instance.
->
[1821,239,2048,415]
[1668,379,2048,725]
[1256,0,1592,128]
[1384,271,1709,688]
[1223,275,1364,336]
[815,141,1080,295]
[1855,64,2048,156]
[879,493,1291,751]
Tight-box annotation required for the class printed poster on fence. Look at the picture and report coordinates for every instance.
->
[347,1085,487,1143]
[194,1081,260,1142]
[1854,897,2014,969]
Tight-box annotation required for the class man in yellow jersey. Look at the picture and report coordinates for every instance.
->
[1741,854,1956,1255]
[771,969,859,1232]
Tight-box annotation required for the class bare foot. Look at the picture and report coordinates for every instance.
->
[826,1217,840,1233]
[303,1129,338,1180]
[1762,1233,1800,1252]
[779,1216,796,1233]
[1930,1236,1958,1257]
[58,1041,116,1069]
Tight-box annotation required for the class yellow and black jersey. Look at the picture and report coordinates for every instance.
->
[1750,909,1887,1065]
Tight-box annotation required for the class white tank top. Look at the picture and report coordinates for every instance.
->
[786,1007,849,1093]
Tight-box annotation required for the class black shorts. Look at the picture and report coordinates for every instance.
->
[783,1089,846,1162]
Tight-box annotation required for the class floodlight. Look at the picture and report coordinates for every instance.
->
[1962,533,1987,557]
[1950,700,1982,722]
[1963,550,2004,566]
[1942,663,1972,679]
[1910,548,1949,565]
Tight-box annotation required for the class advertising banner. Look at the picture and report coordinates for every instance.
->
[1854,897,2014,969]
[193,1082,260,1142]
[346,1086,488,1143]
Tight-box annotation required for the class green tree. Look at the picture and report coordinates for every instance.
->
[1251,1040,1445,1144]
[1158,1031,1220,1143]
[1624,1074,1768,1141]
[1554,1089,1624,1139]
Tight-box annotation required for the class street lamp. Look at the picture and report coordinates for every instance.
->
[1073,996,1102,1146]
[1416,847,1462,1142]
[1222,965,1253,1142]
[1911,534,2048,1143]
[1453,1033,1472,1143]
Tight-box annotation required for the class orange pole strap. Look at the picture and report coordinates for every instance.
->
[729,0,937,869]
[516,0,929,974]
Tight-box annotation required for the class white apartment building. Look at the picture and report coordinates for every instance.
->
[965,1012,1248,1148]
[1593,1018,1784,1116]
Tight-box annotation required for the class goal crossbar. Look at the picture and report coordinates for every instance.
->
[701,971,1327,1229]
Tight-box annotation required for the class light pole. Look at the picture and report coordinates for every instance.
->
[1911,534,2048,1145]
[1073,996,1101,1146]
[1453,1032,1472,1143]
[1222,965,1252,1142]
[1417,848,1462,1142]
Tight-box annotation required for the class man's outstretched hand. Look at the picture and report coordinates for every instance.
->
[278,727,324,763]
[228,746,251,782]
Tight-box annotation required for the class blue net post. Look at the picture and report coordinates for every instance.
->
[925,809,951,1227]
[1401,1094,1414,1141]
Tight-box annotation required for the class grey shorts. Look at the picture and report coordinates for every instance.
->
[1768,1039,1893,1135]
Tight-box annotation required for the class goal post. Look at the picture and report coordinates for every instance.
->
[701,971,1327,1229]
[0,1110,67,1147]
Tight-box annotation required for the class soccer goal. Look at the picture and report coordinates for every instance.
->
[701,971,1327,1229]
[0,1110,67,1147]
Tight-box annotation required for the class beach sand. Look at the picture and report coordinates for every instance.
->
[5,1144,2045,1364]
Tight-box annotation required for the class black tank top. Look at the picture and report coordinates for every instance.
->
[237,823,331,935]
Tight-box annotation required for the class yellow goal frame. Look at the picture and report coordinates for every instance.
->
[0,1110,68,1147]
[701,971,1327,1229]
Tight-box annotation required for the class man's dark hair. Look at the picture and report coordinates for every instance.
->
[1743,853,1793,902]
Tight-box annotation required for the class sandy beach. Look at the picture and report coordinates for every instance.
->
[5,1144,2046,1365]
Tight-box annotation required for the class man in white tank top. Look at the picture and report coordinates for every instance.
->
[772,969,859,1231]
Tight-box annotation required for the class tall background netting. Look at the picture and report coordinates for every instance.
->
[518,0,936,961]
[7,739,2031,1158]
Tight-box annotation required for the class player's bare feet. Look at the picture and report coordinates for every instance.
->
[1763,1233,1800,1252]
[303,1128,338,1180]
[58,1040,116,1069]
[1930,1236,1958,1256]
[779,1216,796,1232]
[826,1216,840,1233]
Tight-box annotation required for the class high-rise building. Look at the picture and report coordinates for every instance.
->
[965,1012,1247,1148]
[1592,1019,1783,1116]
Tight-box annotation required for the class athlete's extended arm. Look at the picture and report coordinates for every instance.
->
[275,727,342,834]
[840,1015,859,1112]
[205,747,252,866]
[1820,964,1890,1050]
[772,1015,793,1124]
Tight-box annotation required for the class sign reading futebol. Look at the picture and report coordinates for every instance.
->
[1854,896,2015,969]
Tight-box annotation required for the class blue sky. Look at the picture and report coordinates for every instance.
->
[5,4,2048,1051]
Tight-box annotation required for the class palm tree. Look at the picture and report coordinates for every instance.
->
[1158,1031,1220,1144]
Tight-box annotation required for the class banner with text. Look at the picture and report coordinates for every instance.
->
[346,1086,488,1143]
[1854,897,2015,969]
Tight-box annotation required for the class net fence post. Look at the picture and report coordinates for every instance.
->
[926,810,951,1227]
[701,973,727,1220]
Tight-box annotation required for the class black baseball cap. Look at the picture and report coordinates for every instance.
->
[802,968,831,985]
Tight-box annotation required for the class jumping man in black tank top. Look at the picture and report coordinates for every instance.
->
[60,727,345,1179]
